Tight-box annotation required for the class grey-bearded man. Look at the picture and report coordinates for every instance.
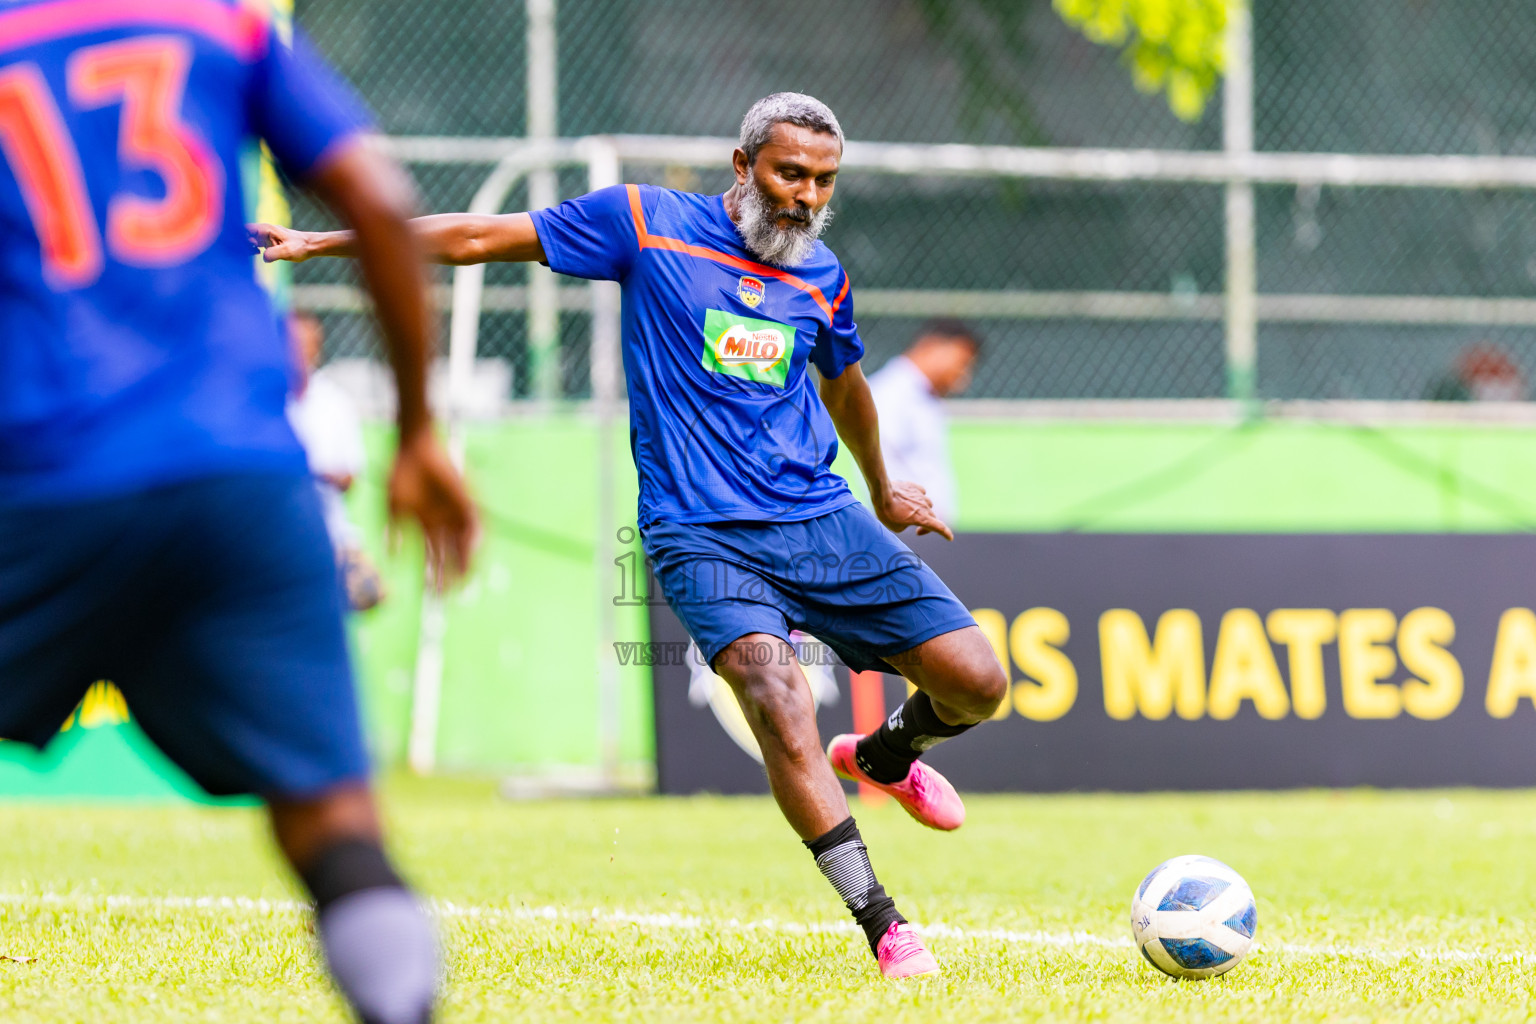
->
[253,92,1008,980]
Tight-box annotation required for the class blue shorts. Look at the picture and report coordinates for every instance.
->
[642,503,976,674]
[0,472,369,798]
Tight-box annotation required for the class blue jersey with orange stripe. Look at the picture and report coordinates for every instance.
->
[531,184,864,527]
[0,0,369,503]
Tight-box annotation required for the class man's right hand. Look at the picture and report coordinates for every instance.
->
[249,222,324,263]
[388,428,480,588]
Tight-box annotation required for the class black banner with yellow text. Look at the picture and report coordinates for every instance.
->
[649,534,1536,793]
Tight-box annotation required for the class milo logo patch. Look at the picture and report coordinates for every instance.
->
[701,308,795,387]
[716,325,786,367]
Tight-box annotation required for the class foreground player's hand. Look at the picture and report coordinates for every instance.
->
[875,481,954,541]
[388,429,480,588]
[248,222,318,263]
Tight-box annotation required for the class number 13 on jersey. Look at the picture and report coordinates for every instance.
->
[0,35,223,290]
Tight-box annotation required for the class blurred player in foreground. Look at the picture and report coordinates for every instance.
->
[258,92,1006,980]
[0,4,475,1022]
[867,320,981,524]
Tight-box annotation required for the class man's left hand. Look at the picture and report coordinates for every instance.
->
[874,480,954,541]
[388,428,480,588]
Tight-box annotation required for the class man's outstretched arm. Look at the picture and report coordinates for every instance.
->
[252,211,545,266]
[819,363,953,540]
[302,139,480,580]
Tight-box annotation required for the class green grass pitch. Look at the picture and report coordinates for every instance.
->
[0,776,1534,1022]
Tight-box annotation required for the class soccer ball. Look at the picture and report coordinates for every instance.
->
[1130,855,1257,979]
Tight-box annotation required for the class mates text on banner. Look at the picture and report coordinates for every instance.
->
[645,534,1536,794]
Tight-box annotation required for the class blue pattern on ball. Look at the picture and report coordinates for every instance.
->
[1157,875,1230,912]
[1160,937,1236,969]
[1223,902,1258,939]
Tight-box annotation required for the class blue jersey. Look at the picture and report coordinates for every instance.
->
[532,184,864,527]
[0,0,370,504]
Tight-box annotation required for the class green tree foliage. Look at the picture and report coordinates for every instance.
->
[1054,0,1231,121]
[911,0,1046,145]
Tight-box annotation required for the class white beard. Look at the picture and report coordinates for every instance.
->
[733,179,833,267]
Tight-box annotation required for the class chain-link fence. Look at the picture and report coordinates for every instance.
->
[292,0,1536,403]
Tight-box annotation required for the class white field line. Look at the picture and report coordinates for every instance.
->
[0,891,1524,965]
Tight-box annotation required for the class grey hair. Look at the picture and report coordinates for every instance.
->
[738,92,844,164]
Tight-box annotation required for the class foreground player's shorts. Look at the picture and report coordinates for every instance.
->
[643,503,977,673]
[0,473,369,798]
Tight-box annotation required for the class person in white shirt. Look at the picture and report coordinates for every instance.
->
[867,320,980,525]
[286,311,384,609]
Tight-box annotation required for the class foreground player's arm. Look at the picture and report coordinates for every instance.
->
[304,141,480,580]
[254,212,546,266]
[820,364,953,540]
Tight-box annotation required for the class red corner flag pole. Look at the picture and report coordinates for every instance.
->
[848,670,889,806]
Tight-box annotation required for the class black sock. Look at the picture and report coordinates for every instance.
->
[855,690,974,784]
[300,839,438,1024]
[804,816,905,955]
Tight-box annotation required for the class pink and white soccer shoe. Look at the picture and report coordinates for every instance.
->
[826,733,966,831]
[875,922,941,980]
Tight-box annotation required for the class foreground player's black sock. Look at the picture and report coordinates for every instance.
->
[301,839,438,1024]
[855,690,975,784]
[805,816,905,955]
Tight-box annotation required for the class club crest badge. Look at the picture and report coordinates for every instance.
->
[736,275,764,308]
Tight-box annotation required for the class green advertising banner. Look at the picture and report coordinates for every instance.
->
[8,414,1536,797]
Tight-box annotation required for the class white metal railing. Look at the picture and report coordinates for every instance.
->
[294,283,1536,326]
[353,130,1536,413]
[381,134,1536,190]
[349,128,1536,415]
